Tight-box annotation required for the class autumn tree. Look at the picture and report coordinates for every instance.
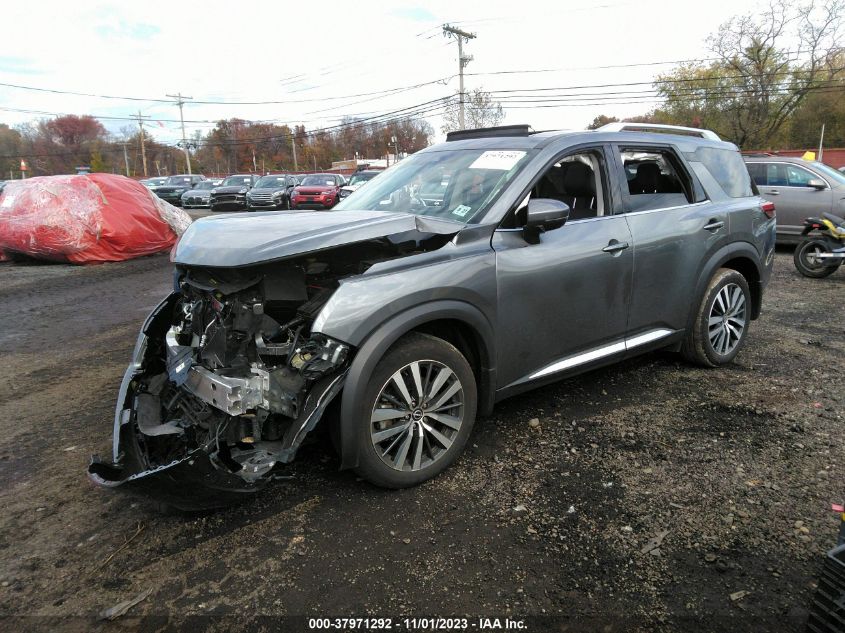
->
[587,115,620,130]
[0,124,22,178]
[654,0,843,147]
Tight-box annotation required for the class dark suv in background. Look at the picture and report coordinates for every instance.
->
[246,174,300,211]
[209,174,259,211]
[744,155,845,242]
[154,174,207,206]
[90,123,775,507]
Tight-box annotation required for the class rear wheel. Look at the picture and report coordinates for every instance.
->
[794,238,840,278]
[354,333,476,488]
[682,268,751,367]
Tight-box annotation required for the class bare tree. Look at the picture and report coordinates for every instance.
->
[655,0,843,147]
[441,88,504,133]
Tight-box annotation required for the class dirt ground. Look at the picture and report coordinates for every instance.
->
[0,249,842,632]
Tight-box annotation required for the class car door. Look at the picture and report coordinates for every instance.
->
[756,162,834,237]
[492,145,633,390]
[615,142,727,338]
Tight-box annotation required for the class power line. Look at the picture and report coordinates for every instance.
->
[0,77,452,106]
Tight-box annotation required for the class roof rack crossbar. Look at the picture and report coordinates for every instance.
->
[597,122,721,141]
[446,124,534,142]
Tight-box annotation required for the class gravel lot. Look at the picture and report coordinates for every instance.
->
[0,249,842,632]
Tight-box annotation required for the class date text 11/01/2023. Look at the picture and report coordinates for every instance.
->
[307,617,527,630]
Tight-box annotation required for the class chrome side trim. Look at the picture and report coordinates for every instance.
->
[623,200,710,217]
[528,341,626,380]
[626,328,674,348]
[521,328,675,383]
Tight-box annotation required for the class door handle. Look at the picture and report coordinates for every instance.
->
[703,219,725,231]
[602,240,630,254]
[768,190,780,195]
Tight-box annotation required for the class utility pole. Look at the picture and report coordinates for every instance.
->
[291,135,298,171]
[132,111,150,177]
[443,24,476,130]
[121,141,130,177]
[166,92,194,174]
[392,134,400,162]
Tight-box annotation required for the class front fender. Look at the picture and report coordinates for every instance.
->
[336,300,496,470]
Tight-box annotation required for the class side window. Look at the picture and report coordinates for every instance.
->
[620,147,694,212]
[786,164,818,187]
[766,164,787,186]
[690,146,755,198]
[747,163,767,186]
[511,148,607,226]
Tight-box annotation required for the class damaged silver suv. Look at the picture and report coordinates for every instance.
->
[89,123,776,507]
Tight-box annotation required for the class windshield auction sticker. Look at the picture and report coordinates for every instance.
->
[469,150,526,171]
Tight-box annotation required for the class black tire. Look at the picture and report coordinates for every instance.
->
[793,238,840,278]
[354,333,477,488]
[681,268,751,368]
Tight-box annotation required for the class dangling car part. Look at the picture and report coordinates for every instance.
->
[794,213,845,278]
[88,210,460,508]
[89,124,776,508]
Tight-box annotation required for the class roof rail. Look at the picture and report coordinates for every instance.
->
[446,124,534,142]
[597,122,721,141]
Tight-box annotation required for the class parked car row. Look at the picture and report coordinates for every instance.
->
[138,171,384,212]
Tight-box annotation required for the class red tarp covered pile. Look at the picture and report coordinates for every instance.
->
[0,173,192,264]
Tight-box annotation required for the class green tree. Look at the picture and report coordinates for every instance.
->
[654,0,843,148]
[586,115,619,130]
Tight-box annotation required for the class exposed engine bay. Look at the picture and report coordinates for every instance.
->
[88,231,452,505]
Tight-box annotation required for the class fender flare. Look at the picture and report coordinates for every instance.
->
[337,300,496,470]
[689,241,764,327]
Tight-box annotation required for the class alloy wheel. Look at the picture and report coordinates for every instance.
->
[370,360,464,472]
[708,282,746,355]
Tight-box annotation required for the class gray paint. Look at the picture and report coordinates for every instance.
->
[158,127,775,469]
[172,210,462,267]
[744,156,845,241]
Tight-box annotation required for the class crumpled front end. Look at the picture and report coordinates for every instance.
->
[88,263,352,507]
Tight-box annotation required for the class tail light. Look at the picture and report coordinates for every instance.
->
[761,201,775,218]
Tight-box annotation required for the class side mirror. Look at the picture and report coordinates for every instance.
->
[807,178,826,190]
[523,198,570,244]
[526,198,570,228]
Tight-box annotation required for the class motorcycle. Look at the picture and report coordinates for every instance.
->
[794,213,845,278]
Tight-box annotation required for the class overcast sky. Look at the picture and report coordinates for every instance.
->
[1,0,772,147]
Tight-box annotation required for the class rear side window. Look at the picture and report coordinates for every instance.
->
[691,147,754,198]
[619,147,695,212]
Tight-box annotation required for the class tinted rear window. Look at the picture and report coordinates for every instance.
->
[692,147,754,198]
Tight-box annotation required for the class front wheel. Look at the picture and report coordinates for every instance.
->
[682,268,751,367]
[354,333,477,488]
[794,238,841,278]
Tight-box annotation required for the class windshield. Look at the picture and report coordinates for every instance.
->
[333,148,531,222]
[166,176,193,186]
[810,162,845,186]
[300,175,337,187]
[222,176,253,186]
[349,172,377,186]
[255,176,287,188]
[194,181,215,190]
